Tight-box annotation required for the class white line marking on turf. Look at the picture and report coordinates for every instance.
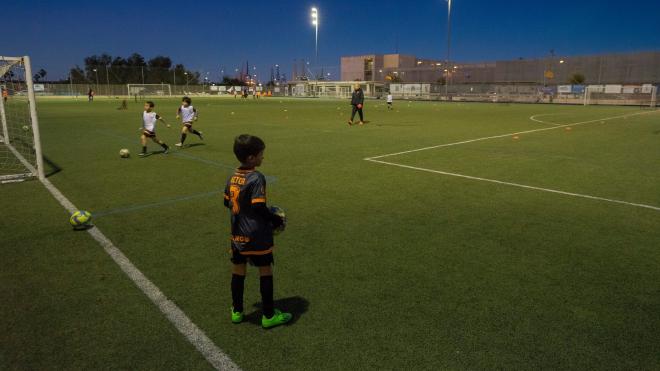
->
[40,178,241,371]
[366,159,660,212]
[529,114,564,126]
[365,110,658,160]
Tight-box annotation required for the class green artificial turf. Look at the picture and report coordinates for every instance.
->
[1,96,659,370]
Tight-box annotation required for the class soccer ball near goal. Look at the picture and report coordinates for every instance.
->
[119,148,130,158]
[21,125,30,132]
[270,206,287,235]
[69,210,92,230]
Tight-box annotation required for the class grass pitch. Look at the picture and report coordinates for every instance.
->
[1,97,659,370]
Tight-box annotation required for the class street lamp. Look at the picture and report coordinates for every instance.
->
[311,7,319,78]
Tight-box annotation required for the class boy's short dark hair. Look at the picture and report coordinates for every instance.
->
[233,134,265,162]
[146,101,155,108]
[182,96,192,104]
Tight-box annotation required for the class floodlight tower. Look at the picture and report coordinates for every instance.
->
[445,0,452,99]
[311,7,319,78]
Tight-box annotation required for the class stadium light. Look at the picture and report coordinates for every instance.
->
[92,68,99,92]
[559,60,565,64]
[311,7,319,78]
[445,0,452,98]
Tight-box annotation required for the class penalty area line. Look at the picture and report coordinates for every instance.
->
[40,178,241,371]
[365,159,660,212]
[365,110,659,160]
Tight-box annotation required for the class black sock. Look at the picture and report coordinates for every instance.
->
[231,274,245,312]
[142,146,147,154]
[192,129,201,137]
[161,142,168,150]
[260,275,274,318]
[180,133,187,144]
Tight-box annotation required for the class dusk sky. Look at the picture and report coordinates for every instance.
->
[2,0,660,80]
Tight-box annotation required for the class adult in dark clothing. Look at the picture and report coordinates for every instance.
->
[348,84,365,126]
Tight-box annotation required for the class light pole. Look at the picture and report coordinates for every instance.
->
[311,7,319,79]
[105,65,110,96]
[445,0,452,99]
[93,68,99,93]
[184,72,189,90]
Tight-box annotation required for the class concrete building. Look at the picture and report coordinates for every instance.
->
[341,51,660,85]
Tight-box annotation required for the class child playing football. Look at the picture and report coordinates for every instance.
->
[387,92,393,110]
[139,101,170,157]
[223,134,292,329]
[174,96,203,147]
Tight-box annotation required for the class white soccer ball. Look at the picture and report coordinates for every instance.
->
[119,148,130,158]
[22,125,30,132]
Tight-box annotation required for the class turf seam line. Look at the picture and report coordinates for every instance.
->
[366,159,660,212]
[94,190,221,218]
[40,177,241,371]
[365,110,658,160]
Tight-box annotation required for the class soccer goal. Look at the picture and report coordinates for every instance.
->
[0,56,44,182]
[583,84,657,108]
[127,84,172,98]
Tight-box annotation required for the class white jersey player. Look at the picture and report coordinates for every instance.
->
[175,96,204,147]
[140,101,170,157]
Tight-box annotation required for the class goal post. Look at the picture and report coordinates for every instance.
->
[127,84,172,98]
[584,84,657,108]
[0,55,45,182]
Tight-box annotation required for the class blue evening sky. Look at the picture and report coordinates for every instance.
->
[2,0,659,80]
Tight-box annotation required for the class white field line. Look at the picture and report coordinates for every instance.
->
[40,178,241,371]
[366,159,660,212]
[529,114,564,126]
[365,110,658,160]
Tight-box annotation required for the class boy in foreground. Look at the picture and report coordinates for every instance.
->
[139,101,170,157]
[174,96,203,147]
[223,134,292,329]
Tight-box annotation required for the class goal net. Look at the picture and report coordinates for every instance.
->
[127,84,172,98]
[0,56,44,182]
[584,84,657,108]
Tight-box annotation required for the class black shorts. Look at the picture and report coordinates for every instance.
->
[183,122,193,128]
[230,247,274,266]
[143,130,156,138]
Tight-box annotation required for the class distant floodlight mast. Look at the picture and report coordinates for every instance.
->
[445,0,452,99]
[311,7,319,78]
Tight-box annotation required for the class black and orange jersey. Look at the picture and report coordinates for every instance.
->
[223,168,273,255]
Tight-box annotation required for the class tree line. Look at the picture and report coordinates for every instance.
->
[68,53,202,85]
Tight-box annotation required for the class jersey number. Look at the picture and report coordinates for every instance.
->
[229,185,241,215]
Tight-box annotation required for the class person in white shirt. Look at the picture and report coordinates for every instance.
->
[175,96,204,147]
[140,101,170,157]
[386,93,393,110]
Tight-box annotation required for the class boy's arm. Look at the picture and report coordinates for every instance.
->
[176,107,181,119]
[223,184,230,209]
[249,174,283,227]
[156,114,171,128]
[193,107,198,121]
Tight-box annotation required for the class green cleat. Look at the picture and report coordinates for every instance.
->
[231,308,244,324]
[261,309,292,329]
